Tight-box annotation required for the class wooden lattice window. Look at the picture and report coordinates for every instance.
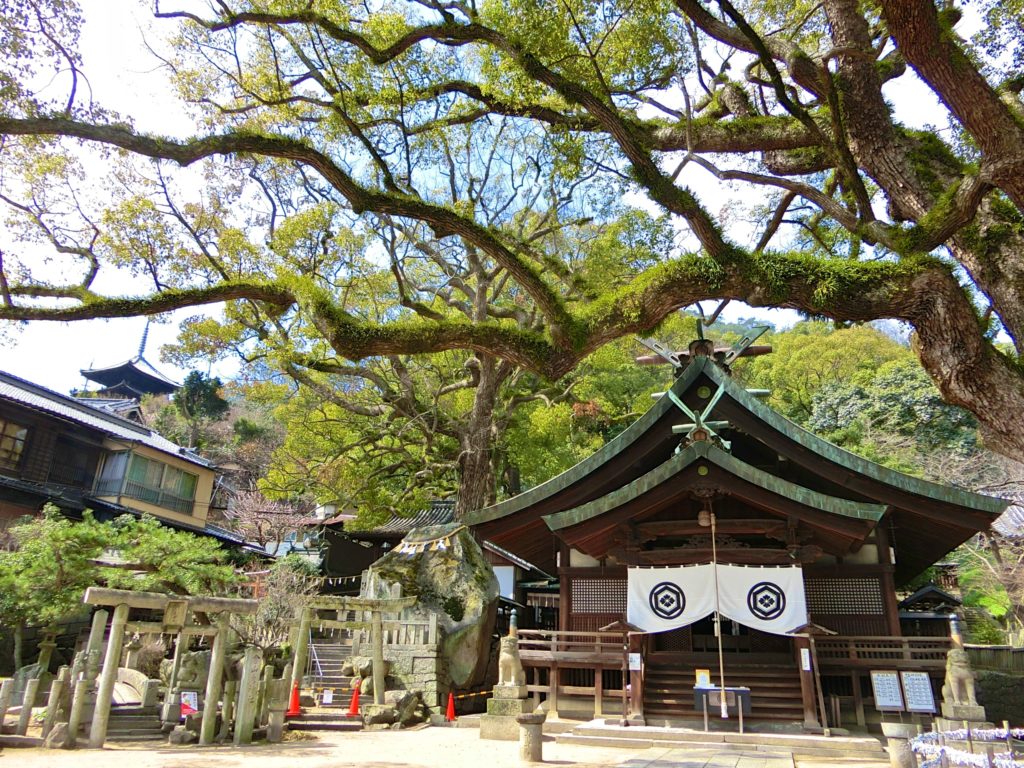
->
[571,579,627,613]
[0,418,28,470]
[805,577,885,614]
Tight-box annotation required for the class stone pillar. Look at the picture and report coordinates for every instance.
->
[881,722,918,768]
[218,679,238,742]
[290,608,311,694]
[41,666,70,738]
[200,615,230,746]
[89,602,129,748]
[161,631,186,725]
[517,712,547,762]
[233,647,262,746]
[67,677,89,748]
[122,635,143,670]
[85,609,109,682]
[0,678,13,731]
[36,638,58,674]
[258,664,274,726]
[372,610,385,705]
[16,677,40,735]
[266,677,289,743]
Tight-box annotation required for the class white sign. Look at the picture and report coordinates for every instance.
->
[695,668,712,688]
[900,672,936,713]
[870,670,904,711]
[628,653,642,671]
[800,647,811,671]
[322,689,334,705]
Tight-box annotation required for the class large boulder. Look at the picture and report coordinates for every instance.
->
[362,522,498,688]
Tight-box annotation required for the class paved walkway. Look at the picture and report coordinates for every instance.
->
[1,726,890,768]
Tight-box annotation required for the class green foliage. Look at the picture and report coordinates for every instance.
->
[176,371,229,422]
[0,506,237,646]
[743,322,909,424]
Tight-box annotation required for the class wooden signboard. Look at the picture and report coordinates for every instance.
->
[870,670,904,711]
[900,671,936,713]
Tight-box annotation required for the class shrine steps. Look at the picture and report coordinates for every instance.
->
[555,721,889,760]
[644,663,805,723]
[286,708,364,732]
[106,704,165,742]
[310,640,355,692]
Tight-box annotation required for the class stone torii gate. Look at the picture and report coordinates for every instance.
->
[81,587,258,748]
[290,595,417,706]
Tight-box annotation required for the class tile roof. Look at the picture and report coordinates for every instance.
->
[347,499,456,535]
[0,369,209,468]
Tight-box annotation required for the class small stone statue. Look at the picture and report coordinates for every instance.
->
[497,634,525,688]
[941,647,978,706]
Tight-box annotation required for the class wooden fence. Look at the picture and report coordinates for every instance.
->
[964,644,1024,673]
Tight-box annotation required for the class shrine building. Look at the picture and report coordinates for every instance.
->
[465,340,1007,730]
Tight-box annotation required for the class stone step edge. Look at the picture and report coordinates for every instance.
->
[571,726,885,752]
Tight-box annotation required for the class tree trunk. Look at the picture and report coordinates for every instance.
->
[13,623,23,671]
[454,355,508,519]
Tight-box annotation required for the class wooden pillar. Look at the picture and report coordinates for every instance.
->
[793,636,820,730]
[290,607,311,694]
[199,614,230,746]
[874,524,902,636]
[89,602,129,748]
[594,665,603,718]
[628,633,645,722]
[558,544,570,632]
[852,672,866,728]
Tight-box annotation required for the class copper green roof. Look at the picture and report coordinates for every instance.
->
[542,441,886,532]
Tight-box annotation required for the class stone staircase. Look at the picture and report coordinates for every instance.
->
[292,640,362,732]
[105,704,165,742]
[555,720,889,760]
[644,662,805,725]
[309,640,354,693]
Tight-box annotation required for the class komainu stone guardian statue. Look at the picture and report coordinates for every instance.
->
[498,634,525,689]
[941,647,977,707]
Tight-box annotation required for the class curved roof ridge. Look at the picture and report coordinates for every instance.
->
[699,359,1008,514]
[542,441,886,532]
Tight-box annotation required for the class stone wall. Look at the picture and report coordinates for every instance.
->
[355,640,446,710]
[976,671,1024,725]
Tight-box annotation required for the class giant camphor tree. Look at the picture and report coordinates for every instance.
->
[3,0,1024,512]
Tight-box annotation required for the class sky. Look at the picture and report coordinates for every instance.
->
[0,1,968,395]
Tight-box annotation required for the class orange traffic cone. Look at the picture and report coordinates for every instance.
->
[347,684,361,717]
[445,691,457,722]
[286,681,302,718]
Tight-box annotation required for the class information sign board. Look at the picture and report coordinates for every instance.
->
[870,670,904,711]
[900,671,936,713]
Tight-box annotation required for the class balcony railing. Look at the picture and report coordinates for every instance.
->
[46,462,95,488]
[94,477,195,515]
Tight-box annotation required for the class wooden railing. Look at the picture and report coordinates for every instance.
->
[516,629,629,717]
[814,636,951,668]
